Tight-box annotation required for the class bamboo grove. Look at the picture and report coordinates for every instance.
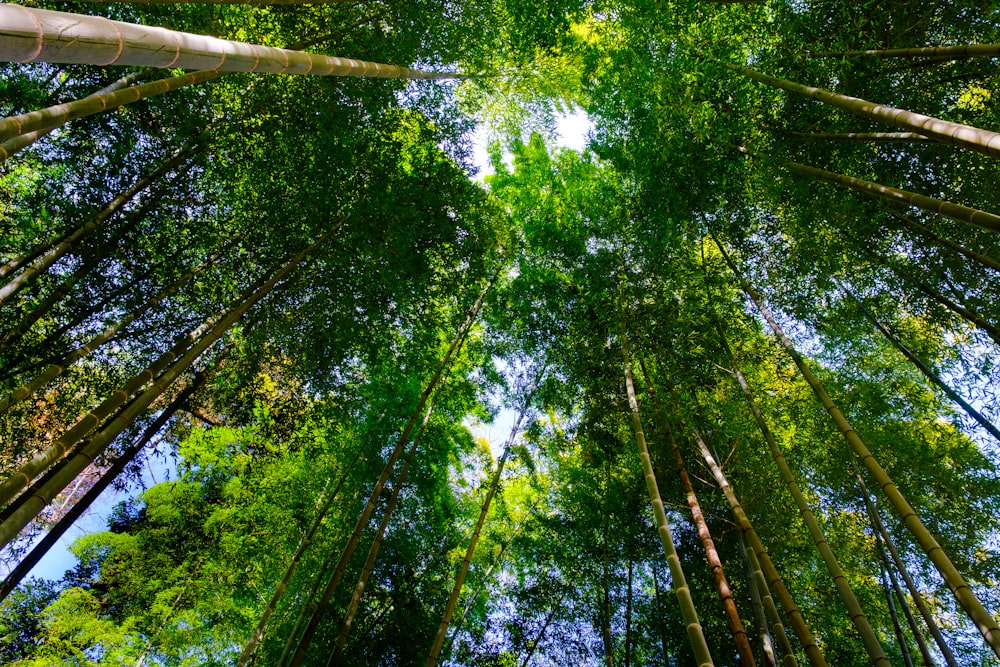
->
[1,0,999,665]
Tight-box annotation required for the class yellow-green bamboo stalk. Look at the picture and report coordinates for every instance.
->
[620,327,714,667]
[714,237,1000,660]
[725,61,1000,158]
[711,317,890,667]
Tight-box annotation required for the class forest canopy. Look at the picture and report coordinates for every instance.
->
[1,0,1000,665]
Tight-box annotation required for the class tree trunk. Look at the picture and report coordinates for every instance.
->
[724,61,1000,157]
[842,285,1000,443]
[782,158,1000,233]
[0,6,464,81]
[674,400,816,667]
[0,232,327,550]
[641,360,756,666]
[880,554,916,667]
[786,131,939,143]
[0,249,219,417]
[889,211,1000,274]
[715,237,1000,660]
[620,321,714,667]
[0,145,195,307]
[287,273,497,667]
[426,379,538,667]
[710,318,890,666]
[518,595,564,667]
[856,472,959,667]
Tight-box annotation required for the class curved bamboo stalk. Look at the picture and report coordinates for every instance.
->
[724,61,1000,157]
[715,237,1000,660]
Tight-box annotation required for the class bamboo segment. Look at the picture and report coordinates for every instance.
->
[328,404,433,666]
[641,362,755,667]
[0,373,201,603]
[726,62,1000,158]
[842,286,1000,444]
[0,69,148,160]
[666,401,815,667]
[888,211,1000,274]
[740,533,780,667]
[620,330,714,667]
[0,5,462,79]
[857,473,960,667]
[715,238,1000,660]
[786,131,939,143]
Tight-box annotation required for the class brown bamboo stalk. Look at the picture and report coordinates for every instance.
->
[715,237,1000,659]
[641,361,755,667]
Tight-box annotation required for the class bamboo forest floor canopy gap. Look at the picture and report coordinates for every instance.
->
[2,0,1000,665]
